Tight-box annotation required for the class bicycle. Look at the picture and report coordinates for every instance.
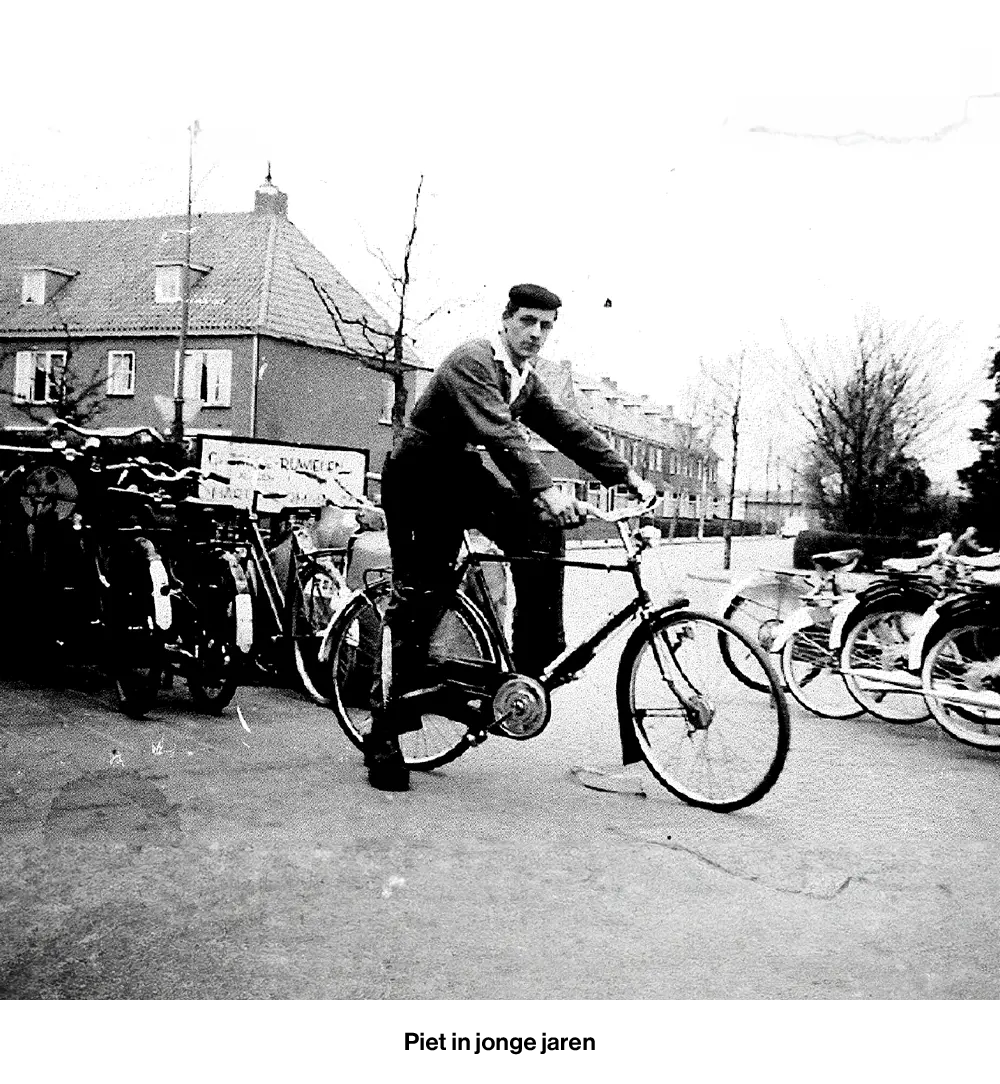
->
[1,419,172,716]
[222,460,353,703]
[106,457,252,713]
[768,547,867,719]
[321,497,791,813]
[836,532,970,722]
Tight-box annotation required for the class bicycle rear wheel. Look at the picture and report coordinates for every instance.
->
[326,583,497,770]
[185,555,246,714]
[617,609,790,812]
[290,553,349,705]
[103,542,164,719]
[922,621,1000,749]
[839,605,929,722]
[720,594,789,691]
[781,624,863,719]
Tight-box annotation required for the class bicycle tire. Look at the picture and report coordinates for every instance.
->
[921,620,1000,749]
[290,553,349,705]
[839,604,930,723]
[720,594,788,691]
[616,609,790,812]
[326,582,498,770]
[103,542,164,719]
[185,555,245,714]
[780,623,863,719]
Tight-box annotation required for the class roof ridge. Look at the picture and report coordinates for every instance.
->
[0,210,256,228]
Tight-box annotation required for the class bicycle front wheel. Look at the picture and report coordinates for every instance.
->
[326,584,497,770]
[839,605,929,723]
[617,609,790,812]
[922,621,1000,749]
[781,624,863,719]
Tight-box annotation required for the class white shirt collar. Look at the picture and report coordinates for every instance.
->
[494,331,533,404]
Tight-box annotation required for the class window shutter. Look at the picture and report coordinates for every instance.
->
[204,350,231,407]
[13,352,34,401]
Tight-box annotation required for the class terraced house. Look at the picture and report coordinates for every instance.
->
[0,175,428,465]
[532,359,723,522]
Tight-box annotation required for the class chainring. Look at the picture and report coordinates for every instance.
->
[490,674,551,739]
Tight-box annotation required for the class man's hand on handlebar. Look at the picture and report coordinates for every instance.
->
[626,470,658,508]
[533,486,588,527]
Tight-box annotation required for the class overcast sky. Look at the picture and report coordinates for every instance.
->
[4,2,999,487]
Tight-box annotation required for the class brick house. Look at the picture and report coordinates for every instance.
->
[0,176,429,467]
[531,358,723,519]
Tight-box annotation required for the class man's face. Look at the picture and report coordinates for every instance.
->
[502,306,556,362]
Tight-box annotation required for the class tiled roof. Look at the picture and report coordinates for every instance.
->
[0,211,425,367]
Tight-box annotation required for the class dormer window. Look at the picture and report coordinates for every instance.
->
[21,266,75,305]
[154,261,212,303]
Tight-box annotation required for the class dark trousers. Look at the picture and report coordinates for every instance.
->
[372,448,565,732]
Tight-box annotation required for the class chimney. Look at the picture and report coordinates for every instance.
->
[254,165,288,216]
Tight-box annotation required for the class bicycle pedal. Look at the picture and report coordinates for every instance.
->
[464,728,489,746]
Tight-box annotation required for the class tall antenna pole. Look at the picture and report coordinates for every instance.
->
[172,121,197,444]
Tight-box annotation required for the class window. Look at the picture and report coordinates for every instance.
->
[174,349,232,408]
[21,270,46,305]
[669,454,679,475]
[379,378,394,425]
[107,351,136,396]
[155,265,182,303]
[13,350,66,403]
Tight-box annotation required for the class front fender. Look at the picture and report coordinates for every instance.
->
[718,567,804,620]
[769,606,816,654]
[132,536,172,631]
[906,603,944,671]
[828,596,860,651]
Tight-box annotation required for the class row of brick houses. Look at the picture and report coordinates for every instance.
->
[0,176,722,516]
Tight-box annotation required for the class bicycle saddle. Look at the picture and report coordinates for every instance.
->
[810,548,863,572]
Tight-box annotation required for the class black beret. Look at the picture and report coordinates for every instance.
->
[508,283,562,311]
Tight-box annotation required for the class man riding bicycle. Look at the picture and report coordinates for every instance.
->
[366,283,656,791]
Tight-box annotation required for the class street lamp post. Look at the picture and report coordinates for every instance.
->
[172,121,197,445]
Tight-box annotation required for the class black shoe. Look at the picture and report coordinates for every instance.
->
[363,732,410,792]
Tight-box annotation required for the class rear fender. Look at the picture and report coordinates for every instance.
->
[909,594,1000,669]
[827,596,860,651]
[132,536,172,631]
[216,550,253,654]
[718,568,805,620]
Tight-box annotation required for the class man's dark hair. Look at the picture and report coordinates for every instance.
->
[503,283,562,320]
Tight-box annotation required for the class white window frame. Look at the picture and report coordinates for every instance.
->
[13,350,66,403]
[155,265,182,303]
[21,270,47,306]
[106,351,136,396]
[174,349,232,409]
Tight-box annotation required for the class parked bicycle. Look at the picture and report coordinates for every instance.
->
[320,497,791,812]
[835,532,969,722]
[105,457,252,713]
[768,547,866,719]
[1,419,172,715]
[222,460,354,704]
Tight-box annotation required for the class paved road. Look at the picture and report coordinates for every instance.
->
[2,536,999,999]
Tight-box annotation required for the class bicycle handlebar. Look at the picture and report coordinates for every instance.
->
[579,495,660,524]
[104,458,230,485]
[48,417,164,442]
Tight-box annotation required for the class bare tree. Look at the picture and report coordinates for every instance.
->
[788,313,960,534]
[294,175,455,448]
[700,350,748,570]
